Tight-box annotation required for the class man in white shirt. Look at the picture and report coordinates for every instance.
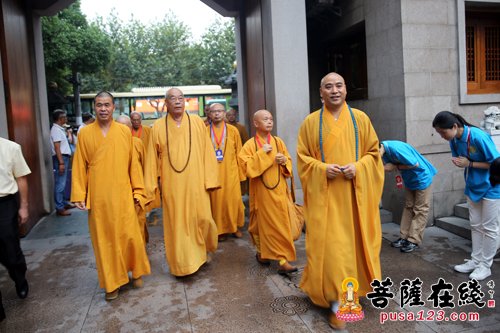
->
[0,137,31,321]
[50,109,73,216]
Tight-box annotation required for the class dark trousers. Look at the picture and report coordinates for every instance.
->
[0,194,27,306]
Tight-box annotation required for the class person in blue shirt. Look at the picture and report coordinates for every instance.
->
[433,111,500,281]
[380,141,437,253]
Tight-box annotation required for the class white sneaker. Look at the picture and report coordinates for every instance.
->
[469,266,491,281]
[454,260,477,273]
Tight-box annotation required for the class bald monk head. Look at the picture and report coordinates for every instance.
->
[253,109,274,136]
[130,111,143,130]
[319,72,347,113]
[165,88,185,119]
[209,103,226,126]
[116,115,132,130]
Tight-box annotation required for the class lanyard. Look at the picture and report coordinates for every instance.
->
[319,104,359,163]
[210,122,226,149]
[255,133,271,148]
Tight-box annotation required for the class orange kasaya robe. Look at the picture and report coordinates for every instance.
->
[206,122,245,235]
[133,125,161,211]
[71,121,150,293]
[238,135,296,262]
[230,122,250,196]
[144,113,219,277]
[297,103,384,308]
[132,136,148,243]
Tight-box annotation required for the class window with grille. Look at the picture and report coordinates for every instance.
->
[466,10,500,94]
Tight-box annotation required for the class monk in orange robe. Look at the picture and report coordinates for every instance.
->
[206,103,245,240]
[297,73,384,330]
[226,108,249,195]
[116,115,148,243]
[71,92,150,301]
[144,88,219,277]
[238,110,297,274]
[131,111,161,211]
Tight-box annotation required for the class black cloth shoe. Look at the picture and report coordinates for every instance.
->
[16,280,29,299]
[391,238,408,248]
[401,241,419,253]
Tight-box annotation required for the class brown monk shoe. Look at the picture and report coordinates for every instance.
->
[233,230,243,238]
[132,277,144,288]
[277,261,298,275]
[328,311,346,330]
[105,288,119,301]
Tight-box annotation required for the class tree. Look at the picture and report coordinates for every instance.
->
[42,1,111,94]
[42,0,111,120]
[197,19,236,85]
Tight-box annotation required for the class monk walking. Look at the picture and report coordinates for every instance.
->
[238,110,297,274]
[71,91,150,301]
[206,103,246,241]
[297,72,384,330]
[144,88,219,277]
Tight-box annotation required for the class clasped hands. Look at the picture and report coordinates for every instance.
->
[451,156,469,168]
[327,163,356,180]
[262,144,287,166]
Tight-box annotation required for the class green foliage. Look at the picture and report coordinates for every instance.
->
[43,3,236,94]
[42,1,111,94]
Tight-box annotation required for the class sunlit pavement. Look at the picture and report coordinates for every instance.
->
[0,207,499,333]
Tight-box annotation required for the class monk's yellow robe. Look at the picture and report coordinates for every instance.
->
[144,113,219,276]
[134,125,161,211]
[297,103,384,308]
[230,122,250,196]
[132,137,148,243]
[206,123,245,235]
[238,135,296,262]
[71,121,151,293]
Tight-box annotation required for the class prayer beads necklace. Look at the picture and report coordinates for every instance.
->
[254,135,280,190]
[319,104,359,163]
[166,112,191,173]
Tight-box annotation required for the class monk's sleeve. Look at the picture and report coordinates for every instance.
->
[234,130,246,181]
[144,124,159,204]
[70,132,88,205]
[352,113,384,201]
[130,134,146,209]
[204,125,221,191]
[296,117,328,207]
[238,141,274,179]
[278,138,293,178]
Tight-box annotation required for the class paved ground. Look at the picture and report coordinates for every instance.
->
[1,207,499,333]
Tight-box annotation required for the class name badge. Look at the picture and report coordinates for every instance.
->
[396,175,403,189]
[216,149,224,162]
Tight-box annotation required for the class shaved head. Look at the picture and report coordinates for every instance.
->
[320,72,345,88]
[116,115,132,129]
[253,109,272,122]
[253,109,274,134]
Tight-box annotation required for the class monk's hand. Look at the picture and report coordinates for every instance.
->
[341,163,356,179]
[262,143,273,153]
[452,156,469,168]
[75,202,87,210]
[326,164,343,179]
[275,153,287,165]
[384,163,397,172]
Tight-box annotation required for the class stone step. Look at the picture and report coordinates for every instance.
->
[454,203,469,220]
[380,208,393,224]
[435,216,471,240]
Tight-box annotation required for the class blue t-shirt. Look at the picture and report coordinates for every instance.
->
[382,140,437,190]
[450,125,500,202]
